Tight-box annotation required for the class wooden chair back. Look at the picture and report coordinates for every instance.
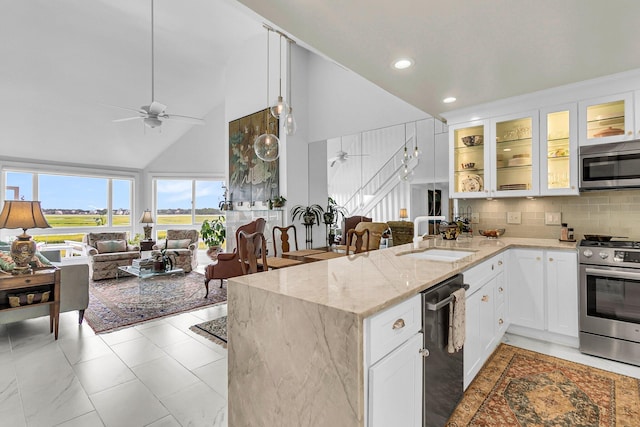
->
[234,218,266,253]
[238,231,268,275]
[272,225,298,256]
[354,222,389,250]
[346,229,370,255]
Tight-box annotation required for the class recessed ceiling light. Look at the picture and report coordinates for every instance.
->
[443,97,457,104]
[393,58,414,70]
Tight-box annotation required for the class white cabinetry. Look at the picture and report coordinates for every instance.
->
[463,253,506,389]
[508,248,579,346]
[546,250,579,337]
[579,92,635,146]
[540,104,579,195]
[365,295,422,427]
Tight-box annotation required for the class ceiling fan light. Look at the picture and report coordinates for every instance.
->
[254,133,281,162]
[285,107,297,135]
[144,117,162,128]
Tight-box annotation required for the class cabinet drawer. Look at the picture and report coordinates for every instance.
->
[0,272,54,290]
[464,254,504,295]
[367,294,421,364]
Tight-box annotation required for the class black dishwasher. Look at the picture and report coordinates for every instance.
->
[421,273,466,427]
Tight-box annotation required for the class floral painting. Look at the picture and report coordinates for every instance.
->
[228,108,279,203]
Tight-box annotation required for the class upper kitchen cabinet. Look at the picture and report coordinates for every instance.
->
[491,111,540,197]
[540,104,578,195]
[579,92,634,146]
[449,120,491,199]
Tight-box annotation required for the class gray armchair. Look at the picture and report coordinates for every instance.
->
[83,232,140,280]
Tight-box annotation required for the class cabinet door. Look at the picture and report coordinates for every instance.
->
[508,249,545,330]
[579,92,634,146]
[368,332,423,427]
[490,111,540,197]
[463,279,495,389]
[546,250,579,337]
[449,120,491,199]
[540,104,579,195]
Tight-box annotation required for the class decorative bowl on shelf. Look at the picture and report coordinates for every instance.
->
[461,162,476,169]
[440,224,460,240]
[479,229,505,239]
[461,135,483,146]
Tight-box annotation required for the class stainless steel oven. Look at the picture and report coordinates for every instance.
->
[580,139,640,190]
[579,240,640,365]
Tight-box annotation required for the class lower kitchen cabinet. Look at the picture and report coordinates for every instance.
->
[546,250,579,337]
[508,248,579,344]
[368,332,423,427]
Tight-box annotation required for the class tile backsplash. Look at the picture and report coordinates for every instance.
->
[462,189,640,240]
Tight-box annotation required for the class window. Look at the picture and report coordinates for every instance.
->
[155,178,225,228]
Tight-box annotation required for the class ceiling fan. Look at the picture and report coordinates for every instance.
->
[329,137,369,167]
[111,0,204,129]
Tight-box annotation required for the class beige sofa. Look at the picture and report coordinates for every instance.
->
[83,232,140,280]
[0,251,90,326]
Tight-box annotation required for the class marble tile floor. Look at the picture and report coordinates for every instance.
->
[2,295,640,427]
[0,301,229,427]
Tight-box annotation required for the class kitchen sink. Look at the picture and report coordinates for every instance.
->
[398,248,476,262]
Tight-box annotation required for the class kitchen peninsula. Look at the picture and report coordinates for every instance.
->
[227,237,577,426]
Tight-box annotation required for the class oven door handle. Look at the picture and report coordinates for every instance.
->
[585,267,640,281]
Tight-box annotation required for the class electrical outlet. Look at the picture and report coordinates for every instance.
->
[545,212,562,225]
[507,212,521,224]
[471,213,480,224]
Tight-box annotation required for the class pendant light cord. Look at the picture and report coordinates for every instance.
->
[265,27,270,132]
[151,0,155,102]
[287,39,292,109]
[278,34,283,98]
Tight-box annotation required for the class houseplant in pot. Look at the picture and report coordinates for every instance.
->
[323,197,348,246]
[291,204,324,226]
[201,216,226,260]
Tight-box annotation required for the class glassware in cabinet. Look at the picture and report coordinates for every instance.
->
[493,115,536,194]
[451,123,488,197]
[579,92,634,146]
[540,104,578,195]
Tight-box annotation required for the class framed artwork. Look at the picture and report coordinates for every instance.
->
[228,108,279,203]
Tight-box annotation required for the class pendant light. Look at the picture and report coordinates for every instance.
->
[402,123,411,165]
[398,123,414,182]
[284,38,297,136]
[413,121,421,158]
[255,26,280,162]
[270,34,289,119]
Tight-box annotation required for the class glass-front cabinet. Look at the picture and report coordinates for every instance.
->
[579,92,634,146]
[450,120,490,199]
[540,104,578,195]
[491,111,539,197]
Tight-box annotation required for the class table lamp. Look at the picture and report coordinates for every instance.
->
[139,209,155,240]
[0,201,51,274]
[399,208,408,221]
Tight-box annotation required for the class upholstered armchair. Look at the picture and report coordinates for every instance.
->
[152,229,199,273]
[204,218,266,296]
[387,221,414,246]
[353,221,389,250]
[83,232,140,280]
[339,216,372,245]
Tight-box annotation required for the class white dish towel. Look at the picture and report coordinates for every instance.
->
[447,287,466,353]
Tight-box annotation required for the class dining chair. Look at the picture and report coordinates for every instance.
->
[272,225,298,257]
[238,230,268,275]
[354,221,389,250]
[346,229,370,255]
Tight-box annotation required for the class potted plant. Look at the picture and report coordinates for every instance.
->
[201,216,226,260]
[152,245,177,272]
[291,204,324,226]
[271,195,287,209]
[323,197,348,226]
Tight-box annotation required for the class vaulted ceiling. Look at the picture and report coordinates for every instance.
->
[3,0,640,170]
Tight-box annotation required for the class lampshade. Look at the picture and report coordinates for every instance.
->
[139,209,154,224]
[0,201,51,275]
[0,200,51,230]
[399,208,408,220]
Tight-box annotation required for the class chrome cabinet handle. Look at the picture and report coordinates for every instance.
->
[498,286,504,292]
[498,260,503,266]
[498,318,504,325]
[536,257,541,261]
[549,257,554,262]
[481,295,489,302]
[419,348,430,358]
[392,319,405,330]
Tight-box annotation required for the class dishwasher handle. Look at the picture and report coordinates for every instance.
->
[425,284,470,311]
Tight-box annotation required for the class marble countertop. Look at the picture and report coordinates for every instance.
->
[229,236,577,319]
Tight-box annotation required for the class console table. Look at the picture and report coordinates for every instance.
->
[0,267,61,339]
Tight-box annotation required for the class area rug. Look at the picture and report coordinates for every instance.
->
[85,272,227,334]
[189,316,227,348]
[447,343,640,426]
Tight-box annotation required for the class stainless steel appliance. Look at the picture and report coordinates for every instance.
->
[579,239,640,366]
[580,139,640,190]
[421,273,467,427]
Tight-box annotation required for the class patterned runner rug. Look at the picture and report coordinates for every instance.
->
[85,272,226,333]
[448,343,640,426]
[189,315,227,348]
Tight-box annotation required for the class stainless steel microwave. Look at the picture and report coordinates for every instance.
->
[580,140,640,190]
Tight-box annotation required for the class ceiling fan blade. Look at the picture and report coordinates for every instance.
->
[102,103,147,115]
[163,114,205,125]
[148,101,167,115]
[113,116,143,123]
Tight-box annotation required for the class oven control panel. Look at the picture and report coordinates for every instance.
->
[614,250,640,263]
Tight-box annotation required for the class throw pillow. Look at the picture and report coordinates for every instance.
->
[96,240,127,253]
[0,250,54,271]
[0,251,16,271]
[166,239,192,249]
